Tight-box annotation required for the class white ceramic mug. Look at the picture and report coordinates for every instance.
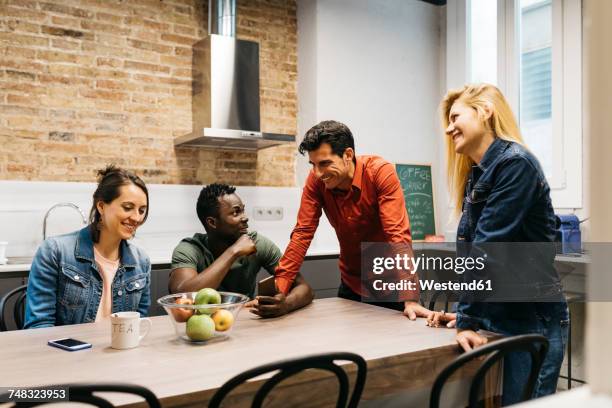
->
[110,312,152,350]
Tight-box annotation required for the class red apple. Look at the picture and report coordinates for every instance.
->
[171,297,194,323]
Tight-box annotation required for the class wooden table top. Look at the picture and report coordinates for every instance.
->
[0,298,478,406]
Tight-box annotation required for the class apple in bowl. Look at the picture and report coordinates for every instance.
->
[171,297,194,323]
[186,314,216,341]
[194,288,222,315]
[212,309,234,332]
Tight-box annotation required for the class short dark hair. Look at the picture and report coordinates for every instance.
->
[196,183,237,228]
[89,164,149,243]
[298,120,355,157]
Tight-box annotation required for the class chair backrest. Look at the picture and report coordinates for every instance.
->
[429,334,549,408]
[427,290,458,312]
[0,284,27,331]
[208,352,367,408]
[0,383,161,407]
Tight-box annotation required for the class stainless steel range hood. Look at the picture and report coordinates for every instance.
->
[175,0,295,150]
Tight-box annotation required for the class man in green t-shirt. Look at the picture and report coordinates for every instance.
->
[170,183,313,318]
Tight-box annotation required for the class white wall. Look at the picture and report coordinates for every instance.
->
[0,181,338,261]
[584,0,612,395]
[297,0,449,235]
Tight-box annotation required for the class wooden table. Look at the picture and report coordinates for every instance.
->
[0,298,500,407]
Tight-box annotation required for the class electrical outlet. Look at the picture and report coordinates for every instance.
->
[252,206,283,221]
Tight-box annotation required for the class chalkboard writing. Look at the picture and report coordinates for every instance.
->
[395,164,436,241]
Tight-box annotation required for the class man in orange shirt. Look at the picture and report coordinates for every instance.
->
[273,120,432,319]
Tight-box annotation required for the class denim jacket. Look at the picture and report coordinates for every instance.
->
[24,227,151,329]
[454,138,567,330]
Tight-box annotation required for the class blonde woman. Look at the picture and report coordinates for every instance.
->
[429,84,568,405]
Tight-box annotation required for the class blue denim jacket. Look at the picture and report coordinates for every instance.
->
[24,227,151,329]
[455,138,567,330]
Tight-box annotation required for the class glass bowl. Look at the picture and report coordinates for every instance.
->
[157,291,249,343]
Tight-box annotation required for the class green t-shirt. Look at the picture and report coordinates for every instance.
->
[171,231,282,298]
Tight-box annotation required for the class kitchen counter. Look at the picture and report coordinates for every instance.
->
[0,248,589,274]
[0,248,340,274]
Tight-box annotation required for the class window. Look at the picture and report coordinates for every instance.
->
[520,0,553,179]
[459,0,582,208]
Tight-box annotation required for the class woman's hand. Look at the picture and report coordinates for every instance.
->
[456,329,488,351]
[426,311,457,328]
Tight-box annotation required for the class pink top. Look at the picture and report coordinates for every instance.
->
[94,246,119,322]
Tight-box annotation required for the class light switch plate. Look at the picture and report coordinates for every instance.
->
[252,206,283,221]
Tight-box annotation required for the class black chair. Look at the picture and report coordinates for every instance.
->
[430,334,549,408]
[208,352,367,408]
[0,284,27,331]
[0,383,161,407]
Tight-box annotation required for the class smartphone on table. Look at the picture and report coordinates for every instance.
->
[48,338,92,351]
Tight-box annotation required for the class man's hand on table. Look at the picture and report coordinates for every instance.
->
[246,293,290,318]
[426,311,457,328]
[403,301,433,320]
[456,329,488,352]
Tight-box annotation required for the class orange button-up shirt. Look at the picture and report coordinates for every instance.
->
[275,155,418,301]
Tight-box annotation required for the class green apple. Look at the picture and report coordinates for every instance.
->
[194,288,222,315]
[186,314,216,341]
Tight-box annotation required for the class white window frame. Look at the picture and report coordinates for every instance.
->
[447,0,583,209]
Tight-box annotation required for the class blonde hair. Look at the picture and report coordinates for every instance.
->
[441,83,524,214]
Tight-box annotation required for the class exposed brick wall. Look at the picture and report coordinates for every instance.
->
[0,0,297,186]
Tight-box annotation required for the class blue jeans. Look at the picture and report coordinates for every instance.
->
[477,302,569,406]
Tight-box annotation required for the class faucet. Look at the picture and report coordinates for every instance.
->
[43,203,88,241]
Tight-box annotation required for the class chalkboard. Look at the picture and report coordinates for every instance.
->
[395,163,436,241]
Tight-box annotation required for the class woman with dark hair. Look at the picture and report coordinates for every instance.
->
[25,165,151,328]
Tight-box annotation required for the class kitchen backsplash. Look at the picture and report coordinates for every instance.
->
[0,181,338,260]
